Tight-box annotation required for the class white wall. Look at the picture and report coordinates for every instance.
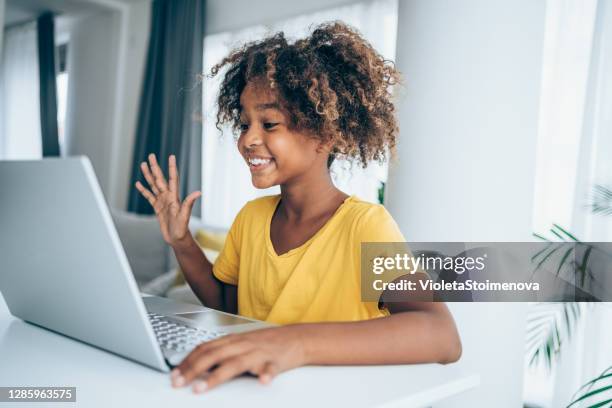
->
[385,0,546,406]
[64,1,150,207]
[106,1,151,210]
[64,10,121,193]
[441,303,528,407]
[206,0,360,35]
[386,0,544,243]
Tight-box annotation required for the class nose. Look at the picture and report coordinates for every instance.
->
[238,124,263,151]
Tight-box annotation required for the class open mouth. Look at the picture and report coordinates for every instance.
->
[246,156,274,172]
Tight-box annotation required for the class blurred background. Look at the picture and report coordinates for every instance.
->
[1,0,611,406]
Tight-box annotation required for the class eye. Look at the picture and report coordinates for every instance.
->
[263,122,278,130]
[239,123,249,132]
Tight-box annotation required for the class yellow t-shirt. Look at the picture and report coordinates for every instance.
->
[212,195,405,324]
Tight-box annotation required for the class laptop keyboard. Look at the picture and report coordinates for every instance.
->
[147,312,226,353]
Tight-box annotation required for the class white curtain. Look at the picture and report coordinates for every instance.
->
[551,0,612,405]
[0,22,42,160]
[201,0,398,229]
[532,0,612,241]
[531,0,598,238]
[526,1,612,407]
[572,0,612,241]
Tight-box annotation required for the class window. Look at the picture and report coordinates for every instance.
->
[201,0,398,228]
[524,2,612,407]
[531,0,599,240]
[0,25,68,159]
[0,21,42,159]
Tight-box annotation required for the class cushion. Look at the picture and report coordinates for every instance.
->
[173,229,227,286]
[111,209,168,286]
[194,229,227,252]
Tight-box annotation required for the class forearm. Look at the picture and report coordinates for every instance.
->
[172,236,224,310]
[295,309,462,366]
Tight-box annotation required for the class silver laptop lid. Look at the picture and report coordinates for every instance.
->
[0,156,168,371]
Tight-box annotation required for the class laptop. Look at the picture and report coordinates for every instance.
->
[0,156,271,371]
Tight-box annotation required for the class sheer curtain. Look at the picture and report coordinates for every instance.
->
[531,0,598,238]
[550,0,612,405]
[526,1,612,406]
[532,0,612,241]
[0,22,42,160]
[201,0,398,228]
[572,0,612,241]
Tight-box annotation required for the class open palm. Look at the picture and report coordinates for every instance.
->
[135,153,201,247]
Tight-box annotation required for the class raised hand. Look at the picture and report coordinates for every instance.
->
[135,153,202,248]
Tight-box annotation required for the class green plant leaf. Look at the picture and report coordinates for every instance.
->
[531,242,554,262]
[535,244,564,272]
[589,184,612,216]
[553,224,580,242]
[562,304,573,341]
[533,232,551,242]
[573,372,612,398]
[585,399,612,408]
[525,303,586,372]
[578,245,592,288]
[551,228,566,241]
[566,386,612,407]
[557,247,574,276]
[567,365,612,407]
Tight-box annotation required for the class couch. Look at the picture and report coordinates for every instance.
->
[111,209,226,305]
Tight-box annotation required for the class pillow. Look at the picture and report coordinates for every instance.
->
[173,229,227,286]
[194,229,227,252]
[111,209,168,286]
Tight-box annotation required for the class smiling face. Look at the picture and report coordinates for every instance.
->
[237,79,330,189]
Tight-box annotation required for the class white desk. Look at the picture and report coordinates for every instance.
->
[0,293,479,407]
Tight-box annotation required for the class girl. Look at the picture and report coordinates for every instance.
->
[135,22,461,393]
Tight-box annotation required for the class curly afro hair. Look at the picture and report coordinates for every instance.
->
[210,21,401,167]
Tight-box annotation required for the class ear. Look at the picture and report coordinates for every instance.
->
[315,138,334,155]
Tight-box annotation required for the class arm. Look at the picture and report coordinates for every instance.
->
[172,238,238,313]
[135,153,236,312]
[172,301,462,392]
[171,236,224,311]
[300,302,462,365]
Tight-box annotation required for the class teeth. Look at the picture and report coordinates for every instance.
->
[248,157,271,166]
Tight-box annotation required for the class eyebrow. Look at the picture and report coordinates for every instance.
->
[239,102,282,112]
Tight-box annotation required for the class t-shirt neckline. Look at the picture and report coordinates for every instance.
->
[265,194,356,258]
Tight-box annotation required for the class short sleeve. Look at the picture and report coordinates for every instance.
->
[357,205,405,243]
[357,205,431,296]
[212,204,248,285]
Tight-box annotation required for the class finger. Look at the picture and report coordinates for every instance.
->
[199,354,261,392]
[140,161,160,195]
[176,344,230,388]
[148,153,168,192]
[175,337,245,386]
[135,181,156,207]
[168,154,179,197]
[179,342,248,386]
[179,191,202,219]
[246,359,267,376]
[175,335,234,375]
[258,361,279,385]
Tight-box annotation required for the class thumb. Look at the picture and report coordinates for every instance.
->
[258,362,278,385]
[179,191,202,218]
